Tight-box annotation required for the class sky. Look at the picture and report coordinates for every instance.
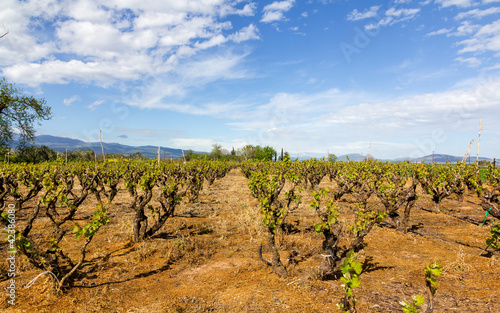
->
[1,0,500,159]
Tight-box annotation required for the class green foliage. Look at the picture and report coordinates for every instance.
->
[73,204,110,240]
[400,261,442,313]
[66,148,96,161]
[399,295,425,313]
[0,77,51,150]
[337,251,362,312]
[350,208,386,235]
[425,261,443,296]
[209,144,226,160]
[486,222,500,250]
[311,188,339,233]
[328,153,338,162]
[14,145,57,163]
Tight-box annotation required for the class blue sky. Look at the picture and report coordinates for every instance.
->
[1,0,500,159]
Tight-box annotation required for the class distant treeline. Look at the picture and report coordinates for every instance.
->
[3,144,330,164]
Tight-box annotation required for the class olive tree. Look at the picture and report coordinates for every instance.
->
[0,78,51,152]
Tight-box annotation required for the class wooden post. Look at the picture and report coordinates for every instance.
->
[65,148,68,165]
[158,143,160,166]
[494,158,496,168]
[477,119,481,162]
[99,130,105,162]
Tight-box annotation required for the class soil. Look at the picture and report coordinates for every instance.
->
[1,168,499,313]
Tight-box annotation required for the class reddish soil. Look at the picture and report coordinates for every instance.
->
[1,168,499,312]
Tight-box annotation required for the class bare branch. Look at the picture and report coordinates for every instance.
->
[0,31,8,39]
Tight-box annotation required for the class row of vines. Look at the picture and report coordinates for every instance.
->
[1,160,236,290]
[240,159,500,311]
[1,158,499,311]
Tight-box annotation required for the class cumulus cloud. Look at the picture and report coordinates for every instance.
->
[0,0,260,88]
[219,76,500,156]
[261,0,295,23]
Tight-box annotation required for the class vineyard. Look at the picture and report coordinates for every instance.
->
[1,159,499,312]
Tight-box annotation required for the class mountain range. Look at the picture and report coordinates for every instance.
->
[13,135,195,159]
[11,135,496,162]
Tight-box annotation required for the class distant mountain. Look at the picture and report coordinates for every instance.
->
[394,153,493,163]
[10,135,496,161]
[12,135,205,159]
[291,151,493,163]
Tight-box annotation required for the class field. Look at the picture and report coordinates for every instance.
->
[1,164,500,313]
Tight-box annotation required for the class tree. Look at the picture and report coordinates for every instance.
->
[238,145,256,160]
[15,145,57,163]
[255,145,276,161]
[210,144,225,159]
[328,153,338,162]
[67,148,95,161]
[0,78,52,152]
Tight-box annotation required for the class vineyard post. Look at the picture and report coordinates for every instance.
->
[477,119,481,162]
[494,158,496,168]
[99,130,105,162]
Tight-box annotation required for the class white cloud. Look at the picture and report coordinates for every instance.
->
[0,0,260,88]
[365,7,420,29]
[87,100,104,111]
[455,7,500,19]
[220,2,257,17]
[426,28,453,36]
[347,6,381,21]
[435,0,476,7]
[228,24,260,42]
[455,56,482,66]
[63,95,81,106]
[218,76,500,156]
[450,20,481,36]
[261,0,295,23]
[457,19,500,53]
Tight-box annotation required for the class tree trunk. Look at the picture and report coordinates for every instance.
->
[266,230,287,278]
[133,206,148,242]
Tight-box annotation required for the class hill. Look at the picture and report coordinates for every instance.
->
[12,135,204,159]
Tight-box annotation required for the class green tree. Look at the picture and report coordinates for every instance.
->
[255,145,276,161]
[14,145,57,163]
[238,145,256,160]
[210,144,224,159]
[67,148,95,161]
[0,78,51,151]
[184,149,194,161]
[328,153,338,162]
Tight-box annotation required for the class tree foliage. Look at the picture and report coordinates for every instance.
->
[0,78,51,151]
